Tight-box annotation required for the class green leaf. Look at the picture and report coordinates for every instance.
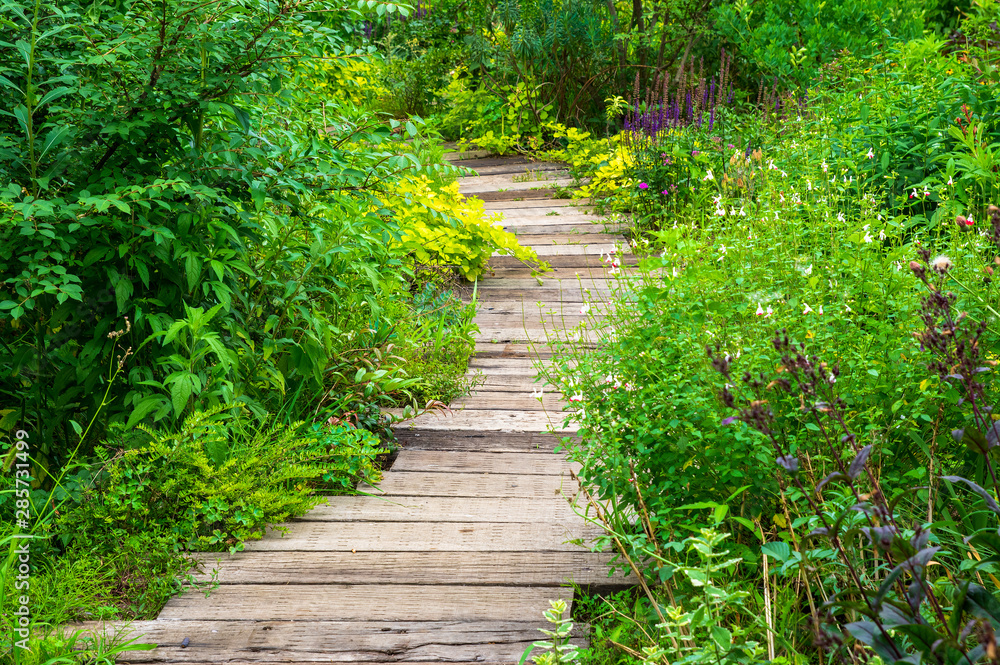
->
[710,625,731,651]
[36,86,72,108]
[38,126,70,160]
[761,541,790,562]
[250,186,266,211]
[126,397,166,428]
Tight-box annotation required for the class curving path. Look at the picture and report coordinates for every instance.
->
[89,155,633,664]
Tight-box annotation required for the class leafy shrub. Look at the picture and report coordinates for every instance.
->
[712,0,925,85]
[391,175,539,278]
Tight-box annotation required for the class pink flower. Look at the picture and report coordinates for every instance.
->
[569,393,584,402]
[756,303,765,316]
[638,182,649,190]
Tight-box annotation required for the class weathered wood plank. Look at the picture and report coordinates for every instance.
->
[484,198,590,209]
[245,520,597,552]
[394,430,577,452]
[390,451,578,475]
[300,496,585,523]
[390,408,574,432]
[78,620,589,664]
[188,551,623,585]
[157,585,575,621]
[359,471,580,499]
[476,190,569,202]
[451,391,565,411]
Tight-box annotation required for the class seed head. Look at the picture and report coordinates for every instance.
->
[930,255,953,274]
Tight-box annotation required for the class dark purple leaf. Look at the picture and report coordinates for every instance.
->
[861,525,897,550]
[776,455,798,473]
[942,476,1000,515]
[848,444,872,480]
[817,471,847,490]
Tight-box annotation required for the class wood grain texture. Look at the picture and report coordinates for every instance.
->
[79,620,589,664]
[390,451,579,475]
[387,409,574,432]
[157,585,575,621]
[188,551,625,585]
[394,430,577,452]
[450,391,566,411]
[300,495,586,522]
[359,471,581,499]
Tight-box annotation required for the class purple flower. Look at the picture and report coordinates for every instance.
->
[638,182,649,190]
[691,150,700,156]
[661,189,669,195]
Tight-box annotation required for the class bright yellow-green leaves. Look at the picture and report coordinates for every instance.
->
[388,176,538,279]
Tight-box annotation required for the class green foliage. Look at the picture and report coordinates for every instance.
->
[524,599,580,665]
[61,408,383,555]
[712,0,925,85]
[392,176,539,278]
[0,0,496,477]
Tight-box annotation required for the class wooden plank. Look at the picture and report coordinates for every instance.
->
[523,243,621,257]
[79,620,590,663]
[470,288,610,303]
[389,409,574,432]
[489,255,632,269]
[451,391,566,411]
[472,342,560,358]
[188,551,623,585]
[507,224,606,235]
[461,161,568,176]
[484,198,590,209]
[360,471,580,499]
[157,585,575,622]
[474,328,595,344]
[394,430,577,452]
[300,496,586,523]
[390,451,578,475]
[476,300,604,316]
[246,521,598,552]
[459,175,572,191]
[476,190,568,202]
[494,210,600,220]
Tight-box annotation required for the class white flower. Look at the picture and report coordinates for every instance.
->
[837,212,845,222]
[863,231,873,243]
[930,255,953,273]
[530,386,544,399]
[867,148,874,159]
[878,228,886,241]
[766,306,773,317]
[779,192,785,203]
[569,393,584,402]
[822,160,828,173]
[828,372,836,384]
[807,180,812,191]
[738,207,746,217]
[803,302,814,314]
[845,304,852,313]
[948,176,954,186]
[756,303,765,316]
[818,304,824,315]
[803,264,813,276]
[781,170,787,178]
[580,303,591,315]
[703,169,714,181]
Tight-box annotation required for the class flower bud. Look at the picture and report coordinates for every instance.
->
[910,260,925,277]
[987,266,995,277]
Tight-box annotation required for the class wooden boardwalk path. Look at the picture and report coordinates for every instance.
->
[97,156,632,663]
